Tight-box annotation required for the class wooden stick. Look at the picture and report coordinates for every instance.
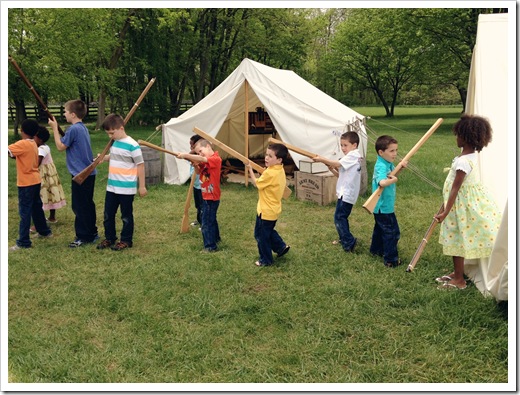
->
[406,204,444,272]
[8,55,65,136]
[363,118,443,214]
[180,172,197,233]
[268,137,318,159]
[138,140,180,157]
[193,127,292,199]
[72,77,156,185]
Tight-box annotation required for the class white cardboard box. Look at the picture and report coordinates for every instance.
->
[299,159,328,174]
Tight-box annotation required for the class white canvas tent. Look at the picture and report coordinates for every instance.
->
[463,13,513,301]
[161,58,367,186]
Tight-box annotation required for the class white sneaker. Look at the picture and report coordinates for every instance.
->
[9,245,28,252]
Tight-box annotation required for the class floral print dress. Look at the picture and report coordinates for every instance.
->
[438,153,501,259]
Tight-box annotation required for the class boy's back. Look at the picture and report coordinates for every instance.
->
[8,139,40,186]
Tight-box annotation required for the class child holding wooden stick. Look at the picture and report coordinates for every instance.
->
[96,114,147,251]
[246,143,290,266]
[434,114,502,290]
[369,135,405,268]
[178,139,222,252]
[313,131,362,252]
[49,99,99,247]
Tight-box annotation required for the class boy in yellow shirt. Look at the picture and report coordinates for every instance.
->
[247,143,290,266]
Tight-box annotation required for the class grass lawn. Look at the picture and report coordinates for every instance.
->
[4,106,509,388]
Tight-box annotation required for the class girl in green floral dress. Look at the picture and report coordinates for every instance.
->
[434,115,502,290]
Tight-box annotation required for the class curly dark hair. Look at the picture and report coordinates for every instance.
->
[453,114,493,152]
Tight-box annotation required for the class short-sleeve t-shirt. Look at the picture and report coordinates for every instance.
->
[198,151,222,201]
[337,148,362,204]
[372,155,396,214]
[61,122,96,177]
[8,139,41,187]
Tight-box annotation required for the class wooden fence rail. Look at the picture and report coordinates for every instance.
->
[8,102,193,123]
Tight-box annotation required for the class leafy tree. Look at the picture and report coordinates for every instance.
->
[329,9,430,117]
[406,8,506,111]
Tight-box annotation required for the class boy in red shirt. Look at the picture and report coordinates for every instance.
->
[178,139,222,252]
[8,119,52,251]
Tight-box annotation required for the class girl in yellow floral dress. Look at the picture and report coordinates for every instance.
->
[34,126,66,222]
[434,115,502,289]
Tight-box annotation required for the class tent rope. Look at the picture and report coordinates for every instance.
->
[364,120,443,191]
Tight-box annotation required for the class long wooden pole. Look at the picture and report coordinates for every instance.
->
[362,118,443,214]
[137,140,180,157]
[8,55,65,136]
[268,137,318,159]
[406,204,444,272]
[72,77,156,185]
[193,127,292,199]
[180,172,197,233]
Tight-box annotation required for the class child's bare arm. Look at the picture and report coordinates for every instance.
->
[246,163,257,187]
[136,162,148,197]
[313,155,341,169]
[178,152,207,163]
[435,170,465,223]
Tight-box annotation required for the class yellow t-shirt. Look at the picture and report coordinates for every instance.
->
[8,139,41,187]
[256,164,286,221]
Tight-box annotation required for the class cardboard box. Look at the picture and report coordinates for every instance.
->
[299,159,328,174]
[295,171,337,206]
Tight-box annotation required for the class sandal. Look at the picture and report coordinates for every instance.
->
[435,275,453,283]
[437,281,467,290]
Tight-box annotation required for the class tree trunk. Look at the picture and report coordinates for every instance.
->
[13,98,27,137]
[95,88,108,130]
[458,86,467,113]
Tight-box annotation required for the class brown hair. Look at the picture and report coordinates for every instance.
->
[64,99,87,119]
[102,114,125,130]
[375,135,398,154]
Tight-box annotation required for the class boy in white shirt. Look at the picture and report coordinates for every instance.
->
[313,131,362,252]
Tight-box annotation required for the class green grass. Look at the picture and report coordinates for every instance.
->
[6,106,508,387]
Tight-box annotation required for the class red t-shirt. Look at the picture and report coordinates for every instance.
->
[197,151,222,201]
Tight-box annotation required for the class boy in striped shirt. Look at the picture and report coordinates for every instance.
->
[96,114,147,251]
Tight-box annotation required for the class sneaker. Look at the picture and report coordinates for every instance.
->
[277,245,290,257]
[111,241,132,251]
[345,238,357,253]
[69,239,86,248]
[34,232,53,238]
[190,221,199,226]
[384,259,402,268]
[97,239,116,250]
[9,245,28,252]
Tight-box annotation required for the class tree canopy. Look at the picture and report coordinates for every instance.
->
[8,6,507,133]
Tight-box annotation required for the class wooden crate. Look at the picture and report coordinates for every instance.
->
[294,171,337,206]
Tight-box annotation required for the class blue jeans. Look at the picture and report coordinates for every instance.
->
[201,200,220,251]
[334,199,356,251]
[254,214,286,265]
[71,174,98,242]
[103,191,135,244]
[17,184,51,248]
[370,212,400,264]
[193,188,203,225]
